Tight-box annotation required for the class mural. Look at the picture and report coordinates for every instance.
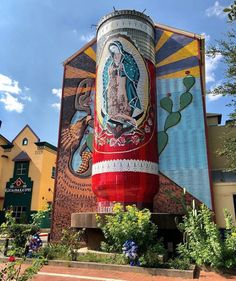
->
[95,37,152,150]
[158,71,195,155]
[155,27,212,209]
[52,11,213,239]
[92,13,159,211]
[61,78,94,177]
[51,43,97,240]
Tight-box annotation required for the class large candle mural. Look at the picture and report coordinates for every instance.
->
[92,11,159,212]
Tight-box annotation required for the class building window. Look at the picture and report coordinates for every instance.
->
[22,138,28,146]
[12,206,27,222]
[15,162,28,176]
[51,167,56,179]
[233,195,236,218]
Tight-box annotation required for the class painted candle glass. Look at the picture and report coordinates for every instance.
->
[92,10,159,212]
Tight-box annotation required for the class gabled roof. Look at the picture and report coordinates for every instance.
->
[35,141,57,152]
[154,23,203,39]
[63,38,96,65]
[12,151,31,162]
[12,125,40,143]
[0,134,11,145]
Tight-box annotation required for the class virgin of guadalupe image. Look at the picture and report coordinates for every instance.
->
[101,41,144,138]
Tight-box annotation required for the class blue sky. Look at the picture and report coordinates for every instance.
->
[0,0,233,145]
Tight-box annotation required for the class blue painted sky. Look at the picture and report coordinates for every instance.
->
[0,0,233,145]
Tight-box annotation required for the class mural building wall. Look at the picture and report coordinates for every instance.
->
[51,10,212,239]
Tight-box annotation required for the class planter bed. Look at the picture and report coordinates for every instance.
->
[0,257,199,279]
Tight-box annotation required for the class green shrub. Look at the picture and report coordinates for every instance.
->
[221,209,236,268]
[38,243,69,260]
[96,203,161,254]
[76,252,128,265]
[177,204,236,269]
[61,228,84,259]
[168,257,191,270]
[139,243,166,268]
[0,211,39,256]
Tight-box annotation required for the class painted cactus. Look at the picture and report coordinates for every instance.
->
[158,71,195,155]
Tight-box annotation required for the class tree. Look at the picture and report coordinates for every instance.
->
[207,3,236,171]
[224,1,236,21]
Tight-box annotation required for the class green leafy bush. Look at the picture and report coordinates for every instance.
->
[139,243,166,268]
[168,257,191,270]
[76,252,128,265]
[221,209,236,268]
[38,243,69,260]
[61,228,85,260]
[0,211,39,256]
[96,203,162,255]
[177,204,236,269]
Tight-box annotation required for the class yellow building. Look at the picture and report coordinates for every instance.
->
[0,125,57,224]
[207,113,236,228]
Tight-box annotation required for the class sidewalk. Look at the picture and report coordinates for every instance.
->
[31,265,236,281]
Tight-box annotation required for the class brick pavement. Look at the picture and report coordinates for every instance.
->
[30,265,236,281]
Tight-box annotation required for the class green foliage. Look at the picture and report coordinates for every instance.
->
[221,209,236,268]
[177,204,236,269]
[139,243,166,268]
[76,252,128,265]
[207,7,236,170]
[224,1,236,21]
[0,257,45,281]
[39,228,84,261]
[30,210,47,228]
[168,257,191,270]
[216,130,236,172]
[38,243,69,260]
[0,211,39,256]
[96,203,160,254]
[61,228,85,260]
[177,204,222,268]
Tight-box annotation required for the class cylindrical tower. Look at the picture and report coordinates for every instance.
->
[92,10,159,212]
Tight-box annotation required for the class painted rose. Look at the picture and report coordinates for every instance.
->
[118,136,126,146]
[132,135,140,145]
[145,125,150,133]
[109,138,117,147]
[98,137,106,146]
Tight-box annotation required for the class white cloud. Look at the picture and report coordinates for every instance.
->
[52,88,62,99]
[51,103,61,110]
[51,88,62,110]
[0,73,31,113]
[0,73,21,94]
[205,54,222,84]
[80,33,95,42]
[205,1,226,18]
[21,95,32,102]
[0,92,24,113]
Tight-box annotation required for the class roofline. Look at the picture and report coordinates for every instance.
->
[35,141,57,152]
[63,37,96,65]
[0,134,11,144]
[63,23,205,66]
[154,23,204,39]
[12,125,40,143]
[1,144,14,149]
[206,113,222,124]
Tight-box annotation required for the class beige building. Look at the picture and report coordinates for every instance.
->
[0,125,57,225]
[207,113,236,228]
